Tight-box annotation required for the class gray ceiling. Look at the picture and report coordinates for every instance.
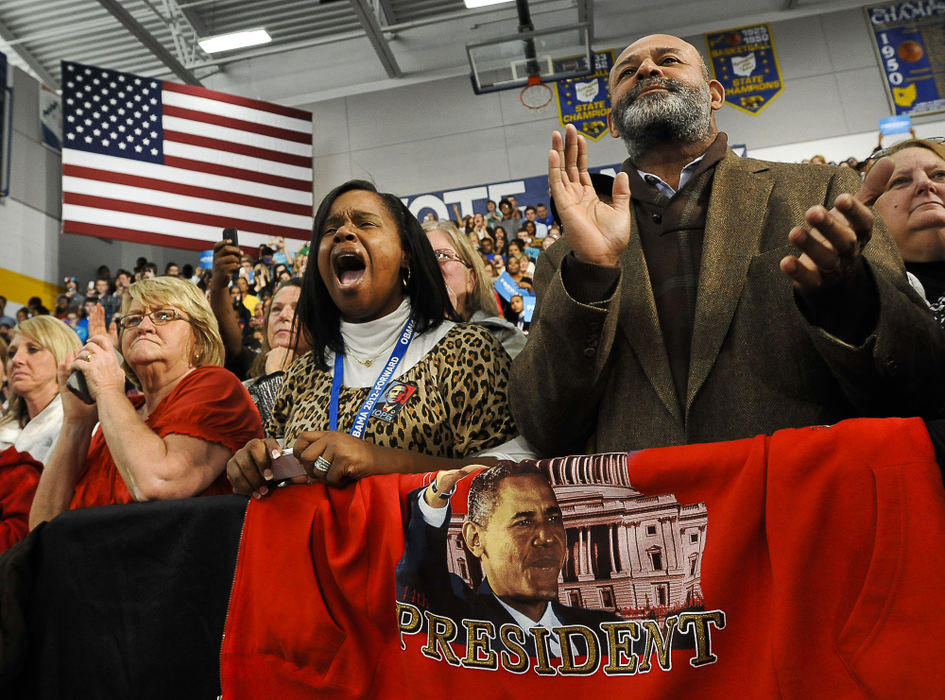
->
[1,0,875,107]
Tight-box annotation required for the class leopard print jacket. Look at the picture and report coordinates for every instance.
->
[266,324,517,458]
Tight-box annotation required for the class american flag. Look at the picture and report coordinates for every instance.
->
[61,60,313,251]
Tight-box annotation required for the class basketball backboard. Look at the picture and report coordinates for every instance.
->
[466,23,592,94]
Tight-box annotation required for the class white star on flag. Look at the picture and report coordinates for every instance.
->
[61,59,313,251]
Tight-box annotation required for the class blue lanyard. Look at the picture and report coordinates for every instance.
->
[329,317,416,438]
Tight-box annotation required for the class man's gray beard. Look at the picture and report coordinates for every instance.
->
[612,78,713,162]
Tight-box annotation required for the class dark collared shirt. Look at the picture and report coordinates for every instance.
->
[622,133,729,410]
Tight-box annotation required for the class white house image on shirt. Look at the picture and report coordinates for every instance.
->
[445,453,708,622]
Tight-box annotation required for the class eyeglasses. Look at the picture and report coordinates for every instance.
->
[118,308,188,329]
[870,135,945,162]
[433,249,471,267]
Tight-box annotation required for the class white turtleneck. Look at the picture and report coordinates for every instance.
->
[328,299,537,462]
[330,299,454,388]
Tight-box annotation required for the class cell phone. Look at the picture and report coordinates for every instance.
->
[223,227,238,248]
[66,370,95,404]
[268,448,307,487]
[223,227,239,284]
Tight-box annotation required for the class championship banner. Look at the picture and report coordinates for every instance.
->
[555,50,615,140]
[61,60,313,252]
[866,2,945,116]
[706,24,783,115]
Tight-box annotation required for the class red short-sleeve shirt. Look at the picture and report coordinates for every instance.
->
[70,365,263,509]
[0,446,42,554]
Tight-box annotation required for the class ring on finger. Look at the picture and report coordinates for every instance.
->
[83,352,93,362]
[314,455,332,473]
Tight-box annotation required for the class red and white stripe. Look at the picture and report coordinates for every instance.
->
[62,81,313,252]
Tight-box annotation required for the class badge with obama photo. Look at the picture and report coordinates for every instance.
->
[371,380,418,423]
[396,454,720,677]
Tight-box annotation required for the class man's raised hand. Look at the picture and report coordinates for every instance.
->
[549,124,632,268]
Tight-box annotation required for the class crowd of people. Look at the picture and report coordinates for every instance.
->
[1,33,945,691]
[802,153,866,172]
[420,197,560,332]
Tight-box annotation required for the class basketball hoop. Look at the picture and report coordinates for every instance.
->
[520,74,553,110]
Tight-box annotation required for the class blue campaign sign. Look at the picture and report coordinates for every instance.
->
[555,50,615,141]
[706,23,783,116]
[866,2,945,116]
[493,271,532,302]
[522,295,536,323]
[879,114,913,134]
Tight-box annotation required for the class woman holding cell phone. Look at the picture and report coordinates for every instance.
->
[29,277,262,527]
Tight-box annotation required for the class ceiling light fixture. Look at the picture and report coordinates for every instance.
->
[464,0,514,8]
[198,28,272,54]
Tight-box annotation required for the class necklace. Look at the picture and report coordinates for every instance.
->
[346,336,400,368]
[332,318,416,436]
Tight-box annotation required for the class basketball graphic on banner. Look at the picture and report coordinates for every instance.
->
[898,40,923,62]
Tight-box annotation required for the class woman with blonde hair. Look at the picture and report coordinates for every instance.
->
[30,277,262,527]
[292,244,309,277]
[422,219,526,358]
[0,315,82,462]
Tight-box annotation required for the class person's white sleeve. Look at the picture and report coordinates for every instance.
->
[906,270,930,306]
[417,489,449,527]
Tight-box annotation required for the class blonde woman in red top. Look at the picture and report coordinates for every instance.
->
[30,277,262,527]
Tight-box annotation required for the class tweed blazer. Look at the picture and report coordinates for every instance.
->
[510,150,945,454]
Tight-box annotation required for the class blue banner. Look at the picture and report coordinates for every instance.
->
[40,83,61,152]
[403,166,620,223]
[1,50,8,197]
[866,2,945,116]
[555,50,615,141]
[706,24,783,115]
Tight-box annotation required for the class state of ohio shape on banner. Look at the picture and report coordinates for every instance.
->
[706,24,783,115]
[60,61,313,252]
